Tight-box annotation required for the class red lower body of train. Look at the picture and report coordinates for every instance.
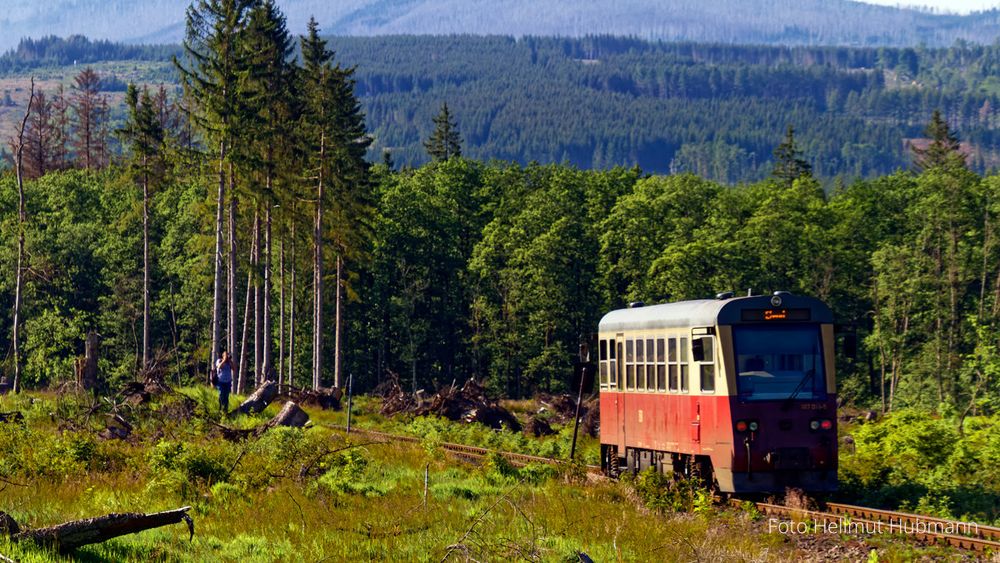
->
[599,391,838,493]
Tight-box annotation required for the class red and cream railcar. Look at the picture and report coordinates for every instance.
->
[598,292,837,493]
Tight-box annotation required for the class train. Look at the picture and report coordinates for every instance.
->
[597,291,838,493]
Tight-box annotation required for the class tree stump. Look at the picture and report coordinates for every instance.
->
[76,332,100,391]
[259,401,309,433]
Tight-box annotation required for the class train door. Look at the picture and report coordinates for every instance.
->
[616,334,626,450]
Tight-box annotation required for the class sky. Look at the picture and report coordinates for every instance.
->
[859,0,1000,13]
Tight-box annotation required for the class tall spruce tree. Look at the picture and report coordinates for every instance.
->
[175,0,254,382]
[118,84,166,373]
[913,109,965,171]
[772,125,812,187]
[424,102,462,162]
[299,17,371,389]
[241,0,295,382]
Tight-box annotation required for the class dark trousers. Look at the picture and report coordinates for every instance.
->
[217,382,231,412]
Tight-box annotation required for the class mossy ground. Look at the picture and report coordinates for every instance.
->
[0,389,985,561]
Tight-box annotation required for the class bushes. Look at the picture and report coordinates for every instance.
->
[622,469,711,514]
[840,410,1000,523]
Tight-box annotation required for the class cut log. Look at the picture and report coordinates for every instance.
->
[234,380,277,415]
[2,506,193,552]
[258,401,309,434]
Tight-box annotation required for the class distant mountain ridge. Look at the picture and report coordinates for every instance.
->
[3,0,1000,51]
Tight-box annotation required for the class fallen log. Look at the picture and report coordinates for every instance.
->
[0,412,23,424]
[1,506,193,552]
[234,380,278,415]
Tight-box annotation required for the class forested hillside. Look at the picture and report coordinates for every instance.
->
[8,35,1000,180]
[4,0,1000,51]
[332,35,1000,178]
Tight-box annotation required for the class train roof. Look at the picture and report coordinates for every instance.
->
[598,293,833,333]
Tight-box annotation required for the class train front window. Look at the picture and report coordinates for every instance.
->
[733,325,825,401]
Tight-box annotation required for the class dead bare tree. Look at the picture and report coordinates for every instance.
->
[10,78,35,394]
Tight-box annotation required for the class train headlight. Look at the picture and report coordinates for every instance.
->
[736,420,748,432]
[748,421,759,432]
[810,420,820,430]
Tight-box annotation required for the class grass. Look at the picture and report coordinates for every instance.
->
[0,388,983,562]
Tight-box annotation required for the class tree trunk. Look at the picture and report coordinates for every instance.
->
[3,506,193,553]
[209,138,226,384]
[263,204,273,381]
[141,160,150,372]
[228,165,238,369]
[288,210,296,388]
[254,206,262,386]
[334,254,342,389]
[279,234,285,387]
[313,133,325,390]
[237,264,253,395]
[11,78,33,395]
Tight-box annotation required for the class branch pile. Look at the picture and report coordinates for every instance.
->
[381,379,521,432]
[537,394,600,437]
[279,385,342,410]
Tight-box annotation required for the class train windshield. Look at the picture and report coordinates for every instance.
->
[733,324,825,401]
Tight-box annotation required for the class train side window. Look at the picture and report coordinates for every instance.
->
[599,340,608,388]
[668,337,678,392]
[611,340,619,388]
[635,337,645,390]
[645,339,655,390]
[626,339,635,390]
[656,338,666,391]
[697,336,715,393]
[680,337,689,392]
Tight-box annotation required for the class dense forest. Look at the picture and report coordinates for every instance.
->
[12,35,1000,180]
[6,0,1000,51]
[0,1,999,421]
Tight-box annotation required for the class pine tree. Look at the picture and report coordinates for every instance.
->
[771,125,811,186]
[70,68,108,170]
[424,102,462,162]
[118,84,166,372]
[913,109,965,171]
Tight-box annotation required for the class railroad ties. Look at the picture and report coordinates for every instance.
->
[324,424,604,474]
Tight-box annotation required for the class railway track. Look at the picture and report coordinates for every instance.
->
[752,500,1000,553]
[325,424,603,473]
[329,424,998,553]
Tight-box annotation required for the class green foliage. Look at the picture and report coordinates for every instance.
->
[840,411,1000,523]
[623,469,711,514]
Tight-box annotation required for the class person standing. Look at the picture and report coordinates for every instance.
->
[215,351,233,413]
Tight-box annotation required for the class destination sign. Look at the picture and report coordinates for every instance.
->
[740,308,811,322]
